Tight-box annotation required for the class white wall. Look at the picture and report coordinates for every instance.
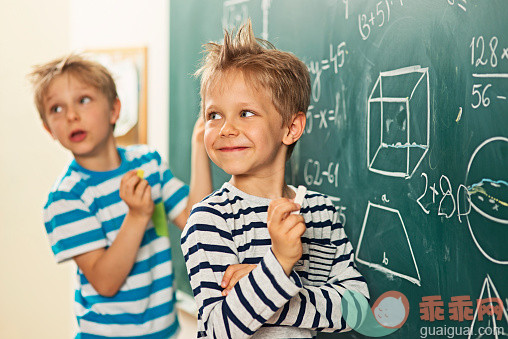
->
[69,0,170,159]
[0,1,75,338]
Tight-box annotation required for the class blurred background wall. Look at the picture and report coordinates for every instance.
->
[0,1,196,337]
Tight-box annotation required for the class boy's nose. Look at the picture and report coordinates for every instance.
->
[66,106,80,121]
[219,120,239,137]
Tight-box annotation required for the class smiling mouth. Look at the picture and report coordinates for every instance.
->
[70,130,87,142]
[219,146,249,152]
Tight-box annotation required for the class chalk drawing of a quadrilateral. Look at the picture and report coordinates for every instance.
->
[356,202,421,286]
[367,66,430,179]
[223,0,271,40]
[468,275,508,339]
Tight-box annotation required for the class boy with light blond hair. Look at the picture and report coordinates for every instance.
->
[181,21,369,338]
[30,54,212,338]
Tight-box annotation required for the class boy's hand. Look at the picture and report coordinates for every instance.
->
[120,171,154,222]
[191,116,205,146]
[221,264,257,296]
[267,198,306,276]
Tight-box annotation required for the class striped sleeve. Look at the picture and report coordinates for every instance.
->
[265,204,369,333]
[154,150,189,222]
[181,205,303,338]
[43,191,107,263]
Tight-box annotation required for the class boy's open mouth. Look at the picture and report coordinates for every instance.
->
[70,130,87,142]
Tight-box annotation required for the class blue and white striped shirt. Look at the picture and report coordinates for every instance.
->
[181,182,369,339]
[44,145,188,338]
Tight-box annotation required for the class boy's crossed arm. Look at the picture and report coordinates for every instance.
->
[74,171,153,297]
[218,198,370,333]
[220,197,305,295]
[262,214,370,332]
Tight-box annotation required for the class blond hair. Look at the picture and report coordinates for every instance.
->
[29,54,118,123]
[195,20,311,128]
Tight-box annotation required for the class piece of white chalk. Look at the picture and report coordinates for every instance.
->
[292,185,307,214]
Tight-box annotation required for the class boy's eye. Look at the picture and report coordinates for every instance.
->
[208,112,222,120]
[80,96,91,104]
[240,110,254,118]
[50,105,62,114]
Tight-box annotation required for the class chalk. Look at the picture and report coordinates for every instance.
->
[292,185,307,214]
[294,185,307,206]
[136,169,144,179]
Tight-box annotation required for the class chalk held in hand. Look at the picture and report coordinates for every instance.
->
[292,185,307,214]
[136,169,144,179]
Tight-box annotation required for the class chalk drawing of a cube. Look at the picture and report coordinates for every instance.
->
[367,66,430,179]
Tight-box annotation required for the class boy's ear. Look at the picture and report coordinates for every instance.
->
[282,112,306,146]
[110,98,121,124]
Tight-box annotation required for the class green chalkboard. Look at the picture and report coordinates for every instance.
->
[169,1,508,337]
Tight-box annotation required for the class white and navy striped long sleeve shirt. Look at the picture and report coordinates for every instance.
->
[181,182,369,339]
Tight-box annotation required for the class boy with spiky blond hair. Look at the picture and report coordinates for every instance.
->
[30,54,212,338]
[181,21,369,338]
